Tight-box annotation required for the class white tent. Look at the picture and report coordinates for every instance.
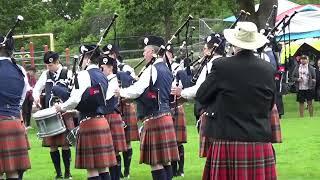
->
[277,5,320,40]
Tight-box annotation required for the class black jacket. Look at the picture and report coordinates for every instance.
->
[195,50,276,142]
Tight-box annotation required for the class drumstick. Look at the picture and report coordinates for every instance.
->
[35,101,42,109]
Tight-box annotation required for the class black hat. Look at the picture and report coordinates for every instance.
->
[204,33,223,45]
[102,44,119,55]
[79,44,97,54]
[0,35,15,52]
[204,33,225,55]
[143,35,165,47]
[98,54,116,67]
[43,51,59,64]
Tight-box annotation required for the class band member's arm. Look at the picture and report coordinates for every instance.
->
[119,65,157,99]
[60,71,91,111]
[106,75,119,100]
[19,65,30,106]
[32,70,47,102]
[181,64,208,100]
[196,64,218,106]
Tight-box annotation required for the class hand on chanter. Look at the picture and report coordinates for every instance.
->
[171,86,182,96]
[114,88,120,97]
[54,103,63,112]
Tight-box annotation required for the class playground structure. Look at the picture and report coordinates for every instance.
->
[13,33,71,70]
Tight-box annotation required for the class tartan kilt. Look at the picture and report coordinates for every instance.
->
[199,113,211,158]
[171,105,187,144]
[121,102,139,142]
[105,113,127,153]
[271,104,282,143]
[203,140,277,180]
[140,114,179,165]
[42,112,76,147]
[75,117,117,169]
[0,120,31,173]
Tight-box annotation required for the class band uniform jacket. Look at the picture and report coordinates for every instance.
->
[195,50,276,142]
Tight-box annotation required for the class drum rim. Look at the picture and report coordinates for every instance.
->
[32,107,57,119]
[33,113,59,120]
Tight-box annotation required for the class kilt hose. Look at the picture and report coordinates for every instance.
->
[121,102,139,142]
[105,113,127,153]
[203,140,277,180]
[42,111,76,147]
[140,114,179,165]
[171,105,187,144]
[75,117,117,169]
[0,119,31,173]
[199,113,211,158]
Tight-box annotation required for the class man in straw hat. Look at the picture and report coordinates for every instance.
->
[196,22,277,180]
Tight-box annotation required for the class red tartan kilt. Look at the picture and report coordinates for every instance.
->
[121,102,139,142]
[140,114,179,165]
[172,105,187,144]
[0,120,31,173]
[75,117,117,169]
[42,112,75,147]
[199,113,211,158]
[105,113,127,153]
[203,140,277,180]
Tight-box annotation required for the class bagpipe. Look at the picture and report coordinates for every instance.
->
[0,15,24,74]
[136,15,194,118]
[74,13,119,113]
[190,10,249,85]
[259,5,299,94]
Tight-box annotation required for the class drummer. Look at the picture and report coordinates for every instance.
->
[32,51,74,179]
[55,45,117,180]
[0,34,31,179]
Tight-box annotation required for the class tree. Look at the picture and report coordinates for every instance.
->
[225,0,278,30]
[43,0,85,20]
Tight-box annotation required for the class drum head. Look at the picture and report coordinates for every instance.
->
[33,107,57,119]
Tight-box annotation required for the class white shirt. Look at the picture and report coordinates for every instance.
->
[106,74,119,100]
[60,64,98,111]
[119,58,162,99]
[117,60,136,78]
[32,65,72,102]
[171,62,181,76]
[181,55,222,100]
[18,65,30,106]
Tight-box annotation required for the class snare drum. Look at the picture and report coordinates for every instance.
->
[33,107,66,138]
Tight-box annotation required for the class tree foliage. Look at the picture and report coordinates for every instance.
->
[0,0,317,54]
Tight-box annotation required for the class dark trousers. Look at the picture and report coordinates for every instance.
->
[22,97,33,127]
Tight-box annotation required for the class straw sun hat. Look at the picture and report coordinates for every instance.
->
[223,22,268,50]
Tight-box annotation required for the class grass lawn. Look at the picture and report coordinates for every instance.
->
[21,94,320,179]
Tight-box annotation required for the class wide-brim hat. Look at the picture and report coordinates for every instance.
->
[224,22,268,50]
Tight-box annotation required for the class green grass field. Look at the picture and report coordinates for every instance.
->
[21,94,320,180]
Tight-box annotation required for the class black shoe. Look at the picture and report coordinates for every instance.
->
[120,172,124,178]
[55,174,63,180]
[177,171,184,177]
[64,171,72,179]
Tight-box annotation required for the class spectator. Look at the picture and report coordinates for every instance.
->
[292,55,316,117]
[315,59,320,101]
[22,66,37,128]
